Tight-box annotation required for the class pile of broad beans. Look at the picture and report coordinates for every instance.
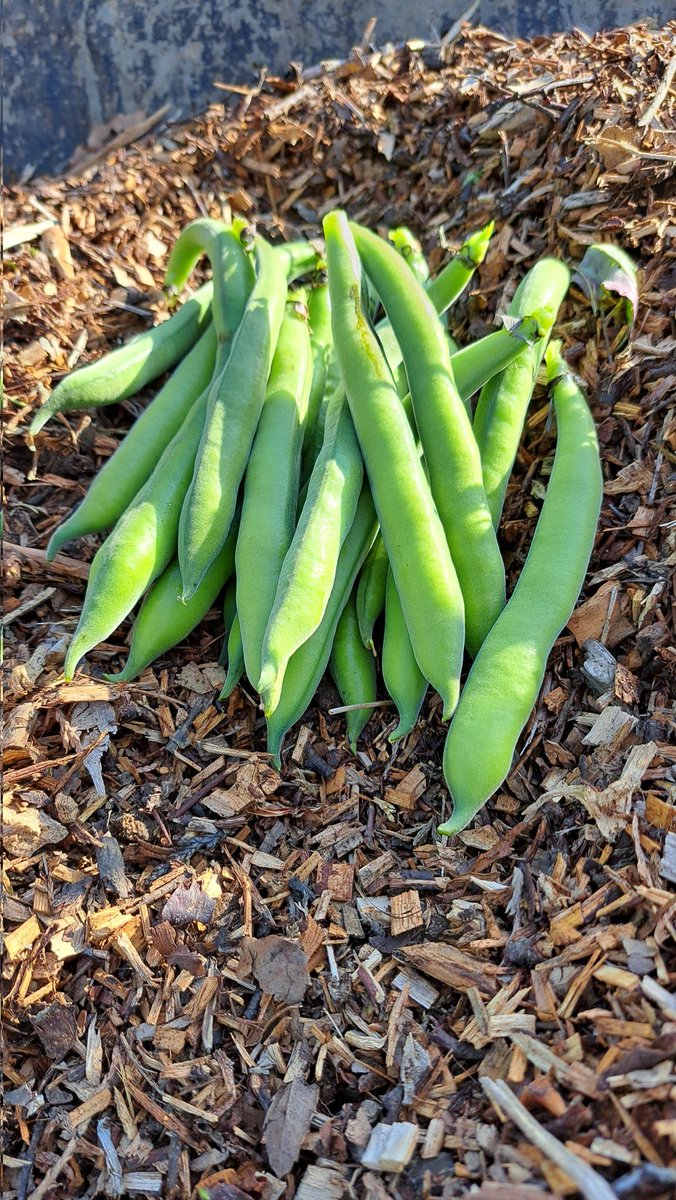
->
[34,212,613,832]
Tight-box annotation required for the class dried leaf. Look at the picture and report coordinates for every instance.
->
[263,1077,318,1176]
[240,935,310,1004]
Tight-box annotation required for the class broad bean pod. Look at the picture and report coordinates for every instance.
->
[266,484,378,766]
[382,568,427,742]
[257,386,363,716]
[178,235,289,600]
[352,220,504,656]
[46,323,218,559]
[473,258,571,527]
[105,526,236,683]
[329,589,377,752]
[29,281,213,436]
[236,297,312,688]
[63,388,210,681]
[440,345,602,834]
[325,210,464,719]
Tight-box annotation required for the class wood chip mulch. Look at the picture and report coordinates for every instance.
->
[3,19,676,1200]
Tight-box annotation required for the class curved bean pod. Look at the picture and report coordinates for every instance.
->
[178,236,289,600]
[356,534,388,651]
[325,210,464,719]
[473,258,571,527]
[257,386,363,715]
[165,218,253,350]
[236,298,312,688]
[29,281,213,435]
[104,526,236,683]
[46,323,218,559]
[439,345,603,834]
[219,613,245,700]
[352,220,504,656]
[266,484,378,766]
[63,388,210,681]
[329,589,377,752]
[382,568,427,742]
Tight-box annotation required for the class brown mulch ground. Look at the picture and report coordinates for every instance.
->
[3,18,676,1200]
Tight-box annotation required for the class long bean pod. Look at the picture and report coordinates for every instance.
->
[440,345,602,834]
[266,484,378,766]
[325,210,464,719]
[29,282,213,435]
[473,258,571,527]
[257,386,363,715]
[236,298,312,687]
[178,236,289,600]
[353,221,505,655]
[46,323,218,559]
[329,589,377,752]
[105,527,236,683]
[63,389,210,681]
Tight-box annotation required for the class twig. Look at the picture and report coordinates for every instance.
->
[481,1077,617,1200]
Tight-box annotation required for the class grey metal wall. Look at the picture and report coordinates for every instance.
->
[6,1,673,179]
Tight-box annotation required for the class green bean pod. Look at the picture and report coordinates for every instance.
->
[104,526,236,683]
[439,345,603,834]
[236,298,312,688]
[303,282,332,454]
[353,221,504,657]
[178,236,289,600]
[382,568,427,742]
[29,282,213,436]
[473,258,571,527]
[388,227,430,285]
[257,387,363,716]
[266,484,378,766]
[329,589,377,752]
[63,389,210,681]
[325,210,464,719]
[165,218,252,352]
[356,534,388,651]
[219,613,245,700]
[46,323,219,560]
[219,579,238,666]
